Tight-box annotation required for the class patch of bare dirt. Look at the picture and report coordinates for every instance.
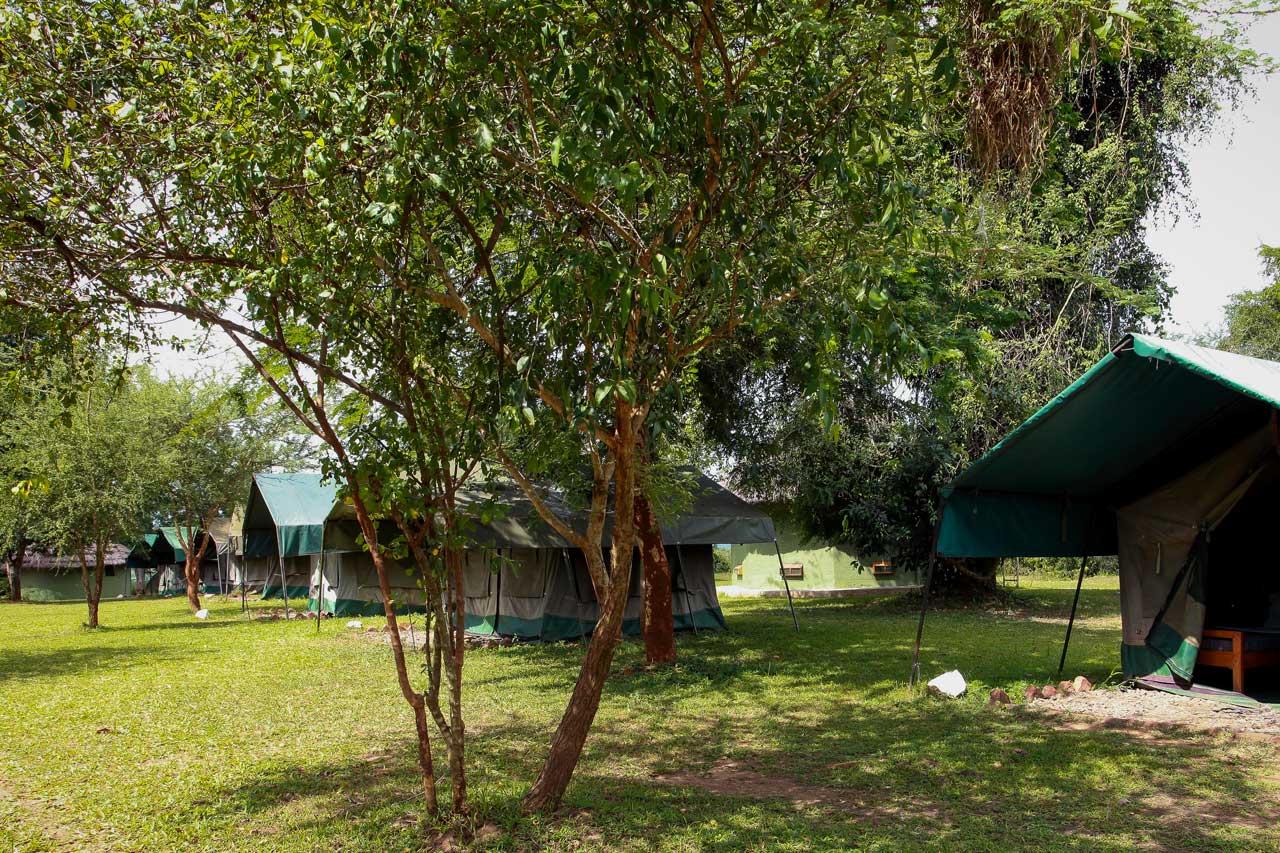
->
[653,759,950,824]
[1027,685,1280,739]
[0,776,103,851]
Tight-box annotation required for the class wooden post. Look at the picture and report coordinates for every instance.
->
[1057,555,1089,677]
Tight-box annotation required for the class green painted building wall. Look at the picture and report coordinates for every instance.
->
[23,569,134,602]
[729,521,920,592]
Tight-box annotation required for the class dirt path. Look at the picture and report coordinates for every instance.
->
[652,759,952,825]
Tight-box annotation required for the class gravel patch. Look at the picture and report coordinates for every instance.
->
[1029,684,1280,737]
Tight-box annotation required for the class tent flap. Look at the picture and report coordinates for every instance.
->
[938,491,1115,558]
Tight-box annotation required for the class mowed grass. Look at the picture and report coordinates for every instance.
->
[1,577,1277,852]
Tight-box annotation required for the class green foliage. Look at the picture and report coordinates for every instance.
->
[702,0,1253,586]
[1213,245,1280,359]
[0,360,166,566]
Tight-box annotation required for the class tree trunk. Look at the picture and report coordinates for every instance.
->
[348,487,439,815]
[184,531,211,613]
[81,543,104,629]
[635,493,675,666]
[6,536,25,602]
[522,436,640,813]
[446,548,467,813]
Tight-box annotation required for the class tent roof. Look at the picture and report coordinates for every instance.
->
[23,543,131,571]
[327,471,775,551]
[938,334,1280,558]
[155,526,223,563]
[242,472,341,557]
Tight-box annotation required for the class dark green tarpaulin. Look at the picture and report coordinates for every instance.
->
[938,334,1280,558]
[937,333,1280,684]
[241,473,340,558]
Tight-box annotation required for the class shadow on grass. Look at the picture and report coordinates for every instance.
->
[203,685,1278,852]
[0,643,197,683]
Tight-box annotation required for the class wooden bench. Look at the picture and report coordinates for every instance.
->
[1198,628,1280,693]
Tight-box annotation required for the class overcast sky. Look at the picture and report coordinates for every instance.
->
[1146,14,1280,339]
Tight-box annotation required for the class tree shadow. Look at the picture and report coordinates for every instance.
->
[0,643,196,683]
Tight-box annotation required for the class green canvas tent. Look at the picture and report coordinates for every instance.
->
[917,333,1280,689]
[239,472,341,599]
[150,526,235,594]
[311,473,781,640]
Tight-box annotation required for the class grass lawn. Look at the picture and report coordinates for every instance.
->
[1,576,1277,851]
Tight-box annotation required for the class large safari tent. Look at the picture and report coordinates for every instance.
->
[313,473,783,640]
[236,472,339,600]
[918,334,1280,694]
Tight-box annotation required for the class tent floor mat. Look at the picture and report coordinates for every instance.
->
[1136,675,1265,708]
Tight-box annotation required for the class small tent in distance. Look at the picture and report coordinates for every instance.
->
[729,507,920,597]
[924,334,1280,695]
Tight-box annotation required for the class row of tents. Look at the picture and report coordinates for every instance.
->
[238,471,779,640]
[17,471,787,642]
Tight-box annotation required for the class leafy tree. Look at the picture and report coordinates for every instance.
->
[148,373,307,613]
[2,361,167,627]
[702,0,1254,593]
[0,0,1151,818]
[1215,245,1280,359]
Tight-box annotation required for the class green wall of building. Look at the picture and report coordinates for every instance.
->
[23,569,134,602]
[729,522,920,591]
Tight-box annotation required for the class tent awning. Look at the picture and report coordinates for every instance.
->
[938,334,1280,558]
[241,473,341,558]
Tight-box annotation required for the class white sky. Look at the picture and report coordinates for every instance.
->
[1146,13,1280,339]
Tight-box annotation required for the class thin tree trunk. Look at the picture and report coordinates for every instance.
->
[446,549,467,812]
[80,541,104,629]
[348,488,439,815]
[522,437,640,813]
[6,536,24,602]
[635,493,675,666]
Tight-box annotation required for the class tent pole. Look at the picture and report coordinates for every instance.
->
[909,500,946,688]
[493,549,503,637]
[316,552,323,634]
[1058,555,1090,677]
[773,539,799,630]
[276,530,291,619]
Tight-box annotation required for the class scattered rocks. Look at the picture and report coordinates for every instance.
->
[1073,675,1093,692]
[1024,685,1043,701]
[1041,685,1058,699]
[1058,680,1075,695]
[345,620,363,629]
[988,687,1011,706]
